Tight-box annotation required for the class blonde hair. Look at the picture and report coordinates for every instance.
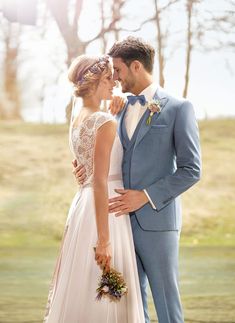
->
[68,55,111,97]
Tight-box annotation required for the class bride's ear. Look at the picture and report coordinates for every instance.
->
[86,83,97,97]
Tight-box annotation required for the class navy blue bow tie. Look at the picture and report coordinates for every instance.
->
[127,95,147,106]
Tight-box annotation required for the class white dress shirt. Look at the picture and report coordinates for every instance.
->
[125,82,158,139]
[125,82,158,209]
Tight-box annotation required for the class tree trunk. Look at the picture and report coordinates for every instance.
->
[100,0,107,53]
[0,22,22,120]
[112,0,124,42]
[183,0,193,98]
[154,0,165,87]
[47,0,85,66]
[47,0,121,122]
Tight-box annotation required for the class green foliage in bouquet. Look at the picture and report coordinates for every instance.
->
[96,268,128,302]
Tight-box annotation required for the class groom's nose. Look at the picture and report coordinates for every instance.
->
[113,71,118,80]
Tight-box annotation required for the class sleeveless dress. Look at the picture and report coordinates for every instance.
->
[43,111,145,323]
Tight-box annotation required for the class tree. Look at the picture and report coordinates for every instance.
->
[182,0,235,98]
[0,20,22,120]
[205,0,235,50]
[130,0,180,87]
[0,0,38,120]
[100,0,125,53]
[47,0,122,121]
[154,0,166,87]
[183,0,200,98]
[111,0,125,42]
[47,0,123,65]
[47,0,85,66]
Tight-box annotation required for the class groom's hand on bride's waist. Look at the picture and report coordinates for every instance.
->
[108,189,149,216]
[72,160,86,185]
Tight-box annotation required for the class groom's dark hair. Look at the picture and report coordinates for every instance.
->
[108,36,155,73]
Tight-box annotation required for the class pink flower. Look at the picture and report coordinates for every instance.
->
[146,100,162,125]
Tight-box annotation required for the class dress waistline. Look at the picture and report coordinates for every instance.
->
[81,174,122,189]
[107,174,122,182]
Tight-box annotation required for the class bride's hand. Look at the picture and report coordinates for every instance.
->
[109,96,126,115]
[95,242,112,272]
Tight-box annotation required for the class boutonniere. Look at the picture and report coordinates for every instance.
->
[146,100,162,125]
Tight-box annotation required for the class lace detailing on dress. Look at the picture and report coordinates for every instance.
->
[94,112,114,131]
[71,111,115,186]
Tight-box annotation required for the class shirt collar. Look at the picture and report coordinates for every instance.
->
[140,82,158,102]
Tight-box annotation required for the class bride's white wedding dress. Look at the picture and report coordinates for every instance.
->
[43,111,145,323]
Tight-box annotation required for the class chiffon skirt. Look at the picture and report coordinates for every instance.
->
[43,179,145,323]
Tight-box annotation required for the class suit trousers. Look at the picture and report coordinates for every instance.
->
[130,214,184,323]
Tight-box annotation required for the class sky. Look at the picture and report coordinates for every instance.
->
[2,0,234,122]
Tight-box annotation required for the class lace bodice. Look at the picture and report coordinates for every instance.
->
[71,111,123,186]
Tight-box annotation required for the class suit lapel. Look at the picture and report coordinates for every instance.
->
[117,102,129,147]
[133,88,169,149]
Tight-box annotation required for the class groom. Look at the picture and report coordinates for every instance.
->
[74,37,201,323]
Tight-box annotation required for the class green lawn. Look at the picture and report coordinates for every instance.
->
[0,119,235,322]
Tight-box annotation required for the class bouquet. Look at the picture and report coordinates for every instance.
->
[96,268,128,302]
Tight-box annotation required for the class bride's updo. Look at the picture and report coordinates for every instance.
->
[68,55,110,97]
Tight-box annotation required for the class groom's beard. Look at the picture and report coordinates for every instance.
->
[120,76,135,93]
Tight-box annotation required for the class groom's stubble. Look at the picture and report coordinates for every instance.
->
[120,68,137,94]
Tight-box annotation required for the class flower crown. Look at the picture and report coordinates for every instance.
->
[77,55,110,84]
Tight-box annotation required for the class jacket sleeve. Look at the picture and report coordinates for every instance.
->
[145,100,202,211]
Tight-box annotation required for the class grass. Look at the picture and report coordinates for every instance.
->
[0,241,234,322]
[0,119,235,244]
[0,119,235,322]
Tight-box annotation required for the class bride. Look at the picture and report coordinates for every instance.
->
[43,54,145,323]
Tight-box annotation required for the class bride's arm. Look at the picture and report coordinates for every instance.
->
[93,120,117,272]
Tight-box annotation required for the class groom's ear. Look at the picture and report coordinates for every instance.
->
[130,60,142,74]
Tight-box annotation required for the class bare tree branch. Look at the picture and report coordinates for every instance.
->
[161,0,180,12]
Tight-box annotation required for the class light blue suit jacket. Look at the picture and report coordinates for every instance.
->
[117,87,201,231]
